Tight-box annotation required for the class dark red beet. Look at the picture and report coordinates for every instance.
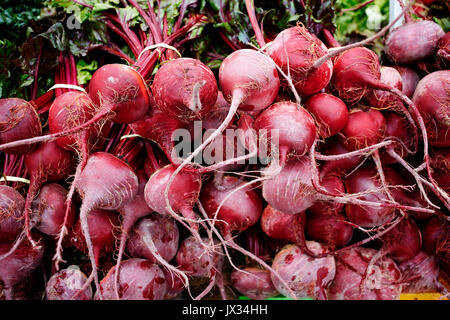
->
[219,49,280,115]
[201,91,231,130]
[0,98,41,154]
[130,110,187,164]
[328,247,402,300]
[126,213,179,263]
[48,91,98,151]
[380,111,415,164]
[365,67,403,111]
[306,211,354,250]
[271,242,336,300]
[331,47,382,103]
[345,165,396,228]
[430,148,450,194]
[266,26,333,96]
[319,137,363,177]
[412,71,450,147]
[304,93,348,138]
[152,58,218,122]
[175,236,224,278]
[339,109,386,151]
[394,66,420,98]
[260,205,305,243]
[0,238,44,300]
[46,266,93,300]
[98,258,167,300]
[252,101,316,165]
[144,164,202,230]
[161,267,185,299]
[422,217,449,256]
[379,218,422,263]
[23,141,75,245]
[437,31,450,68]
[385,20,445,64]
[69,209,120,264]
[32,183,76,236]
[200,175,263,236]
[308,174,345,216]
[262,157,316,214]
[0,185,25,242]
[89,64,150,124]
[231,267,279,300]
[399,251,445,293]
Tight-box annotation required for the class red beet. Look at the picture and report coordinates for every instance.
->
[152,58,218,122]
[70,209,120,265]
[385,20,445,64]
[306,211,354,250]
[126,213,179,263]
[0,98,41,154]
[98,258,167,300]
[252,101,316,165]
[48,91,98,151]
[0,239,44,300]
[339,109,386,152]
[74,152,138,295]
[380,111,415,164]
[175,236,224,278]
[319,137,363,177]
[32,183,76,236]
[271,242,336,300]
[266,26,333,96]
[46,266,93,300]
[437,31,450,68]
[328,247,402,300]
[304,93,348,138]
[0,185,25,242]
[130,110,187,164]
[308,174,345,216]
[399,251,445,293]
[219,49,280,115]
[260,205,305,243]
[144,164,202,232]
[89,64,150,124]
[345,165,396,228]
[231,267,279,300]
[394,66,420,98]
[412,70,450,147]
[262,157,316,214]
[422,217,449,256]
[365,67,403,110]
[200,175,263,236]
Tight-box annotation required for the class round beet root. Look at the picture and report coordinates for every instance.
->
[175,236,224,278]
[394,66,420,98]
[126,213,179,263]
[253,101,316,164]
[219,49,280,114]
[89,64,150,124]
[231,267,279,300]
[152,58,218,122]
[200,175,263,235]
[32,183,76,236]
[266,26,333,96]
[345,165,396,228]
[365,67,403,111]
[0,185,25,242]
[328,247,402,300]
[412,70,450,148]
[339,109,386,151]
[304,93,348,138]
[271,242,335,300]
[0,98,41,154]
[46,266,93,300]
[385,20,445,64]
[98,258,167,300]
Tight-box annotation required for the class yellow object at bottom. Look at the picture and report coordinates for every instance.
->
[400,293,448,300]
